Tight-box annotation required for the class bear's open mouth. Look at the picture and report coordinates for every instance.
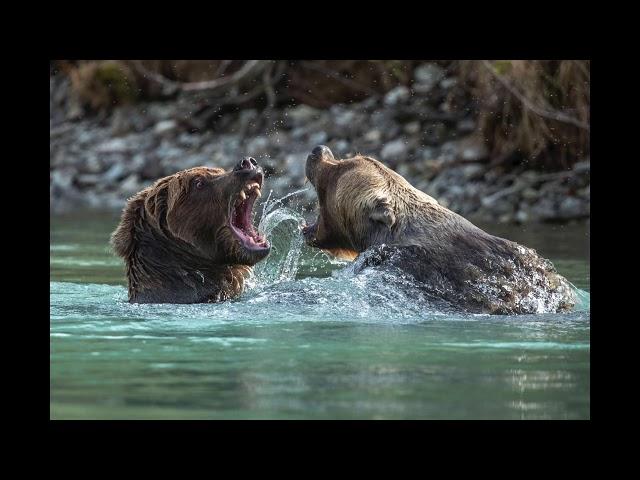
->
[229,180,269,251]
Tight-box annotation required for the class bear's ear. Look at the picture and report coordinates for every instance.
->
[144,178,169,227]
[110,195,144,259]
[369,197,396,229]
[143,176,184,229]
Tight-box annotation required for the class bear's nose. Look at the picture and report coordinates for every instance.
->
[311,145,333,159]
[234,157,257,171]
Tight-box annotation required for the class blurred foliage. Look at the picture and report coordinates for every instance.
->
[66,61,138,110]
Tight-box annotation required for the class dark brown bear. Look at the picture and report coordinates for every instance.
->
[302,145,576,315]
[110,158,270,303]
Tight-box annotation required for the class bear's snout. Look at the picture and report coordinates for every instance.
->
[233,157,264,184]
[310,145,334,161]
[234,156,258,172]
[306,145,334,186]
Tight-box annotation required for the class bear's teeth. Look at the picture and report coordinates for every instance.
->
[239,190,247,201]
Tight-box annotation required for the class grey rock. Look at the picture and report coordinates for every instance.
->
[177,132,202,148]
[440,77,457,89]
[77,130,98,145]
[96,138,130,154]
[287,105,320,127]
[461,144,488,162]
[521,187,539,201]
[290,127,307,140]
[573,161,590,174]
[403,121,421,135]
[247,136,270,156]
[558,196,587,219]
[413,63,445,92]
[520,170,540,183]
[75,173,102,187]
[447,185,465,197]
[332,140,350,155]
[382,123,401,141]
[119,174,143,196]
[51,168,76,190]
[103,163,127,183]
[334,109,356,127]
[381,139,408,162]
[384,86,411,106]
[456,118,476,133]
[437,143,459,164]
[309,131,328,145]
[515,208,530,223]
[498,213,513,223]
[438,136,489,163]
[530,197,557,221]
[358,96,380,110]
[153,120,178,136]
[146,103,175,122]
[460,163,484,179]
[419,147,439,161]
[369,110,388,127]
[364,129,382,143]
[79,155,103,174]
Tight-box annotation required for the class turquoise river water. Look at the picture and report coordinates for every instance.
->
[50,201,590,419]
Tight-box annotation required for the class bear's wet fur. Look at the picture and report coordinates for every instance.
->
[303,145,576,314]
[110,159,270,303]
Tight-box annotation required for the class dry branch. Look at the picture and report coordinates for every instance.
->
[481,60,590,131]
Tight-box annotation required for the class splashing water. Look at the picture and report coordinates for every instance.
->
[260,187,311,218]
[249,188,310,285]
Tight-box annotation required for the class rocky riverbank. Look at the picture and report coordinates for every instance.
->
[50,63,590,223]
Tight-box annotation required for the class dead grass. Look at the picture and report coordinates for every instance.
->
[68,60,138,111]
[456,60,590,170]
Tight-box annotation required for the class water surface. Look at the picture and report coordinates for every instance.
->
[50,208,589,419]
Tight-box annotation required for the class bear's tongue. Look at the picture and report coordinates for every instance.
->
[230,188,268,249]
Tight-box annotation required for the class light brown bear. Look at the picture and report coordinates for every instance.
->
[110,158,270,303]
[302,145,576,314]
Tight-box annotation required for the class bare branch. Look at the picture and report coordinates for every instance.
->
[181,60,266,92]
[263,63,276,108]
[481,60,590,131]
[130,60,271,95]
[214,60,232,77]
[130,60,180,94]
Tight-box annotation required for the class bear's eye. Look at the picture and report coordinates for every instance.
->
[194,178,205,190]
